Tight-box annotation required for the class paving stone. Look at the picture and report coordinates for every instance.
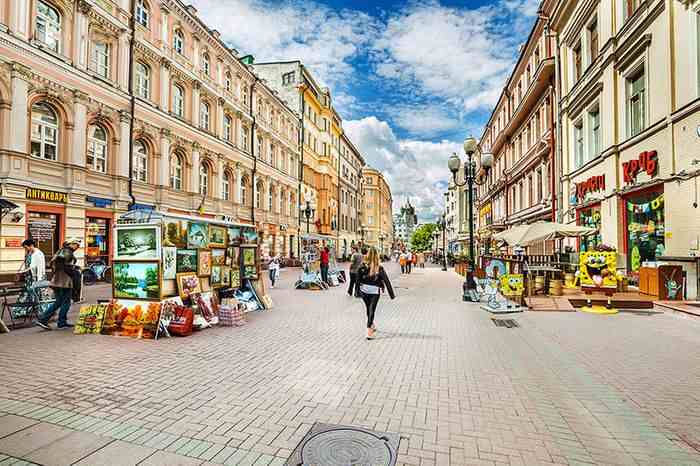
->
[0,415,38,440]
[73,440,156,466]
[24,430,113,466]
[0,422,72,457]
[138,450,203,466]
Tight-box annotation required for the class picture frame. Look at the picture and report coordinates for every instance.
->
[242,228,258,244]
[228,227,242,246]
[241,246,257,267]
[210,266,222,287]
[242,265,258,280]
[221,266,231,287]
[176,272,202,299]
[230,267,241,288]
[209,225,227,248]
[162,246,177,280]
[113,261,161,301]
[115,225,161,260]
[176,249,198,273]
[198,249,212,276]
[163,218,187,248]
[188,222,209,249]
[226,247,237,266]
[211,248,226,266]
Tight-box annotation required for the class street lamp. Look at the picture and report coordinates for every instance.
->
[378,233,386,259]
[448,136,493,302]
[303,201,313,234]
[359,225,366,247]
[437,214,447,271]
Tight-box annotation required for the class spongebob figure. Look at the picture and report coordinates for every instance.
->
[578,251,619,313]
[499,274,524,300]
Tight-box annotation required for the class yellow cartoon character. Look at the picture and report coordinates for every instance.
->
[499,274,524,299]
[579,251,617,289]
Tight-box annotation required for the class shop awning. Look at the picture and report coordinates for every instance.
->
[493,221,596,246]
[301,233,336,242]
[0,198,19,216]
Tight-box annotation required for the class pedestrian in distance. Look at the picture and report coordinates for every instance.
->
[320,246,330,285]
[418,251,426,269]
[268,255,280,288]
[62,239,82,302]
[358,247,395,340]
[20,239,46,284]
[348,246,364,297]
[399,250,407,274]
[406,250,413,274]
[35,241,77,330]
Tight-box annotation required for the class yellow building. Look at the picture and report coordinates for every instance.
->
[362,167,393,257]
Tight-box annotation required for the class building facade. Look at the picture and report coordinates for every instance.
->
[0,0,301,272]
[362,167,393,257]
[551,0,700,281]
[338,133,364,257]
[393,199,417,247]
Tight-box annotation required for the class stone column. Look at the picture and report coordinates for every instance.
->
[117,111,131,177]
[160,6,169,46]
[192,39,200,69]
[159,129,171,186]
[236,164,243,204]
[160,59,170,110]
[118,33,130,91]
[74,1,91,70]
[8,63,30,154]
[9,0,29,39]
[192,83,200,126]
[71,91,88,167]
[217,98,225,138]
[216,154,225,199]
[191,144,200,194]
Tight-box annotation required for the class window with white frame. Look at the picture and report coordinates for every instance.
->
[222,171,230,201]
[135,62,150,99]
[574,120,584,168]
[200,101,210,130]
[588,18,599,64]
[269,142,275,166]
[282,71,295,85]
[173,29,184,54]
[268,186,274,211]
[135,0,149,28]
[241,126,249,151]
[256,182,263,209]
[240,177,247,204]
[257,137,264,159]
[224,115,232,141]
[173,84,184,117]
[202,53,210,75]
[170,154,183,190]
[87,125,108,173]
[588,105,601,158]
[91,42,110,78]
[199,163,209,196]
[133,141,148,182]
[30,102,59,161]
[627,66,645,137]
[36,1,61,52]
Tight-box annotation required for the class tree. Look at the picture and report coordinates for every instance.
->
[410,224,437,251]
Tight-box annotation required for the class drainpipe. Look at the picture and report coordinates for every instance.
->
[126,0,137,209]
[249,76,259,226]
[297,76,305,259]
[542,11,563,224]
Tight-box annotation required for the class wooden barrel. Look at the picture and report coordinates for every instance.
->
[549,279,563,296]
[535,275,545,291]
[564,273,575,287]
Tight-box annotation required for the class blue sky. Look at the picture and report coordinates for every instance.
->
[191,0,539,221]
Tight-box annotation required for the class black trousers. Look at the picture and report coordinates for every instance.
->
[406,262,412,274]
[362,293,380,328]
[348,273,359,296]
[69,266,82,301]
[320,264,329,284]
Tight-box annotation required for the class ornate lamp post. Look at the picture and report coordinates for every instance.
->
[437,214,447,271]
[448,137,493,301]
[303,201,313,234]
[359,225,366,246]
[378,233,386,258]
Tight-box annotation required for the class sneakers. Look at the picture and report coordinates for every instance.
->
[35,320,52,330]
[366,328,375,340]
[57,323,74,329]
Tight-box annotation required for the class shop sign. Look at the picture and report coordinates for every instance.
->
[128,203,155,211]
[2,237,23,248]
[26,188,68,203]
[623,151,657,184]
[219,215,236,223]
[86,196,113,208]
[575,175,605,201]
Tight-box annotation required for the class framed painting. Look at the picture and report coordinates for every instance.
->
[176,272,202,299]
[211,248,226,266]
[210,266,222,287]
[198,249,212,276]
[162,246,177,280]
[242,228,258,244]
[242,265,258,280]
[209,225,227,248]
[113,261,161,300]
[228,227,242,246]
[115,225,160,260]
[188,222,209,249]
[74,304,107,334]
[101,301,162,339]
[163,218,187,248]
[176,249,198,273]
[241,246,257,267]
[221,266,231,287]
[230,267,241,289]
[225,247,238,266]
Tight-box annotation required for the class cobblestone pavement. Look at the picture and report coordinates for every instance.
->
[1,263,700,465]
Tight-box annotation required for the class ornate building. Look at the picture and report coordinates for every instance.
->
[393,199,417,246]
[362,167,393,257]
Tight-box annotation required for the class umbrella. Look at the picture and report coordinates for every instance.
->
[493,221,596,246]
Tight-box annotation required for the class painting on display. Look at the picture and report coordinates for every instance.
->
[242,265,258,280]
[211,248,226,266]
[221,266,231,287]
[101,301,162,339]
[176,249,198,273]
[74,304,107,334]
[113,261,161,300]
[210,266,222,287]
[226,247,238,266]
[228,227,242,246]
[242,247,257,267]
[198,249,212,276]
[242,228,258,244]
[230,267,241,288]
[187,222,209,249]
[162,246,177,280]
[115,226,160,260]
[163,218,187,248]
[176,272,202,299]
[209,225,228,248]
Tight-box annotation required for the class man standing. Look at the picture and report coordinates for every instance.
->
[62,239,82,302]
[320,246,330,285]
[20,239,46,284]
[348,246,364,297]
[35,241,76,330]
[406,250,413,274]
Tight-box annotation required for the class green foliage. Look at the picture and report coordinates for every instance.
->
[410,224,437,251]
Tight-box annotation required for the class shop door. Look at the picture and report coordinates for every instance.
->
[85,218,110,265]
[625,188,665,278]
[28,212,60,259]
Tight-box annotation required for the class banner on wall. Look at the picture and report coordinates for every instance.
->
[627,194,664,214]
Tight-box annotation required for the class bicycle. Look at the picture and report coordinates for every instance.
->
[82,260,112,286]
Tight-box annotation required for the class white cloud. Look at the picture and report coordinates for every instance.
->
[344,117,461,222]
[391,106,461,135]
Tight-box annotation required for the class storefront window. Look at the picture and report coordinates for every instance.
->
[578,204,601,252]
[28,212,60,260]
[625,189,664,277]
[86,218,110,265]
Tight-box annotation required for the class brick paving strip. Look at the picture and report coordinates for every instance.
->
[0,264,699,465]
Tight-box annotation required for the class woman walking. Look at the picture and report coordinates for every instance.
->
[358,247,395,340]
[268,255,280,288]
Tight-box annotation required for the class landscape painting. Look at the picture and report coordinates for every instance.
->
[228,227,242,246]
[163,218,187,248]
[211,248,226,266]
[113,261,161,300]
[242,228,258,244]
[188,222,209,249]
[176,249,198,273]
[209,225,227,247]
[115,226,160,260]
[101,301,162,339]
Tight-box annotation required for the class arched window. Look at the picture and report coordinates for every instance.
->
[173,29,184,54]
[256,181,264,209]
[257,137,263,159]
[135,62,150,99]
[199,162,210,196]
[135,0,150,28]
[222,171,231,201]
[202,53,210,75]
[173,84,184,117]
[87,125,108,173]
[170,153,183,190]
[36,1,61,52]
[224,115,232,141]
[133,140,148,182]
[269,142,275,166]
[225,72,232,92]
[200,101,210,131]
[30,102,59,161]
[240,176,248,205]
[278,188,284,213]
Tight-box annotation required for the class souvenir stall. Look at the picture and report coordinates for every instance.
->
[294,233,344,290]
[73,210,269,339]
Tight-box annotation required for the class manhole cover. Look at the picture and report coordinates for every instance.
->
[492,318,519,328]
[285,423,400,466]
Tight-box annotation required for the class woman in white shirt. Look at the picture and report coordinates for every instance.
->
[21,239,46,283]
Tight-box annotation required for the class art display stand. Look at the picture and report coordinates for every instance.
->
[295,234,341,290]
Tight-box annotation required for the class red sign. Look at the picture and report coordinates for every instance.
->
[623,151,658,184]
[3,238,22,248]
[576,175,605,200]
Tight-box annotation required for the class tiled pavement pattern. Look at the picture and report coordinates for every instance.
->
[1,263,700,465]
